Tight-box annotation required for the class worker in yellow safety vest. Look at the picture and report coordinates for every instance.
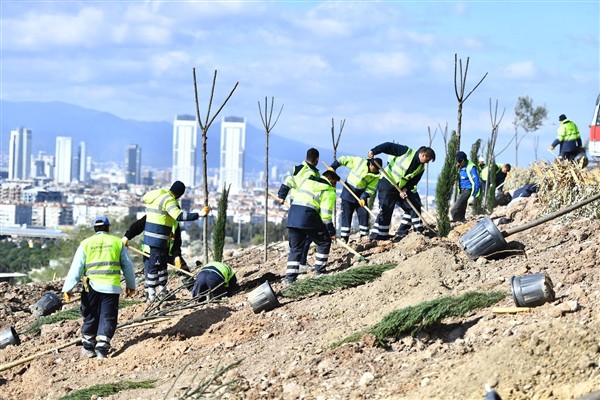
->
[284,170,340,285]
[367,143,435,241]
[62,216,136,359]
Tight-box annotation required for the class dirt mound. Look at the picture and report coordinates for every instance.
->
[1,195,599,399]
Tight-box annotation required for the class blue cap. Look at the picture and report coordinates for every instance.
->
[93,216,110,227]
[456,151,468,162]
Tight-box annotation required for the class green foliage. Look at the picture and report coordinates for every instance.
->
[213,184,231,262]
[514,95,548,133]
[281,263,397,298]
[59,379,156,400]
[24,299,140,335]
[333,291,507,348]
[435,131,459,236]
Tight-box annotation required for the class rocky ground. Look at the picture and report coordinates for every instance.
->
[0,194,599,400]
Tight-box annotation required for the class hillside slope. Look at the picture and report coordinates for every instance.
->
[0,194,599,400]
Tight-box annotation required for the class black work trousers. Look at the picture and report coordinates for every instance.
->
[81,287,119,355]
[286,227,331,282]
[370,186,422,240]
[340,200,370,241]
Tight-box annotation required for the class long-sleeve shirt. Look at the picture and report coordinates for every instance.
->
[62,232,136,295]
[370,142,424,191]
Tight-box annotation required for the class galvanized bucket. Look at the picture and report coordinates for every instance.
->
[459,216,507,259]
[0,326,21,349]
[247,281,280,314]
[30,291,63,318]
[511,272,555,307]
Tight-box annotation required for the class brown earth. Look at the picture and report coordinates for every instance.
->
[0,195,599,400]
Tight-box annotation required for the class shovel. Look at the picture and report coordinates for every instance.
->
[460,191,600,258]
[370,158,438,236]
[321,161,377,220]
[126,245,195,277]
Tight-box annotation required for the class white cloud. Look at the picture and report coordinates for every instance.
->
[4,8,105,50]
[150,51,193,76]
[406,31,437,46]
[355,52,414,77]
[503,61,537,79]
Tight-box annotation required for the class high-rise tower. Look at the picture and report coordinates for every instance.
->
[219,116,246,194]
[172,115,197,188]
[55,136,72,184]
[126,144,142,185]
[8,127,32,180]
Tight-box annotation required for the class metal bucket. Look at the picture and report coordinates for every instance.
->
[30,291,63,318]
[511,273,555,307]
[459,216,507,259]
[247,281,280,314]
[0,326,21,349]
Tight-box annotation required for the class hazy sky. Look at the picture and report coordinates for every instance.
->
[2,0,599,171]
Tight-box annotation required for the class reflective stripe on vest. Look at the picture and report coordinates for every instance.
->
[284,162,320,201]
[466,161,481,198]
[385,148,423,189]
[557,120,580,142]
[292,178,335,223]
[141,220,178,256]
[82,233,122,288]
[204,262,235,286]
[143,189,181,248]
[342,156,379,196]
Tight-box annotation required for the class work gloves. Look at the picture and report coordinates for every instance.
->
[468,196,475,205]
[125,288,136,298]
[358,199,366,207]
[549,145,555,151]
[63,292,72,303]
[202,205,211,216]
[121,236,129,246]
[174,256,183,269]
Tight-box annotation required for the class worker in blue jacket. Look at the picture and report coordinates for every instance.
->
[550,114,581,161]
[278,148,320,273]
[450,151,481,222]
[367,143,436,241]
[284,170,340,285]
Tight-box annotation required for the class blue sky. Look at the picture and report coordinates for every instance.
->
[1,0,599,175]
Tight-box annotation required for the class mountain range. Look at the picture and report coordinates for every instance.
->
[0,100,334,177]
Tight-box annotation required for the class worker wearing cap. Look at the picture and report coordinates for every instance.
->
[191,261,238,300]
[451,151,481,222]
[550,114,581,161]
[141,181,209,302]
[122,216,196,288]
[329,155,381,242]
[367,143,436,241]
[277,148,320,273]
[284,170,340,285]
[62,216,136,359]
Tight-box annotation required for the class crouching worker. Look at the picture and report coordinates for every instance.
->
[191,261,238,301]
[62,216,136,359]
